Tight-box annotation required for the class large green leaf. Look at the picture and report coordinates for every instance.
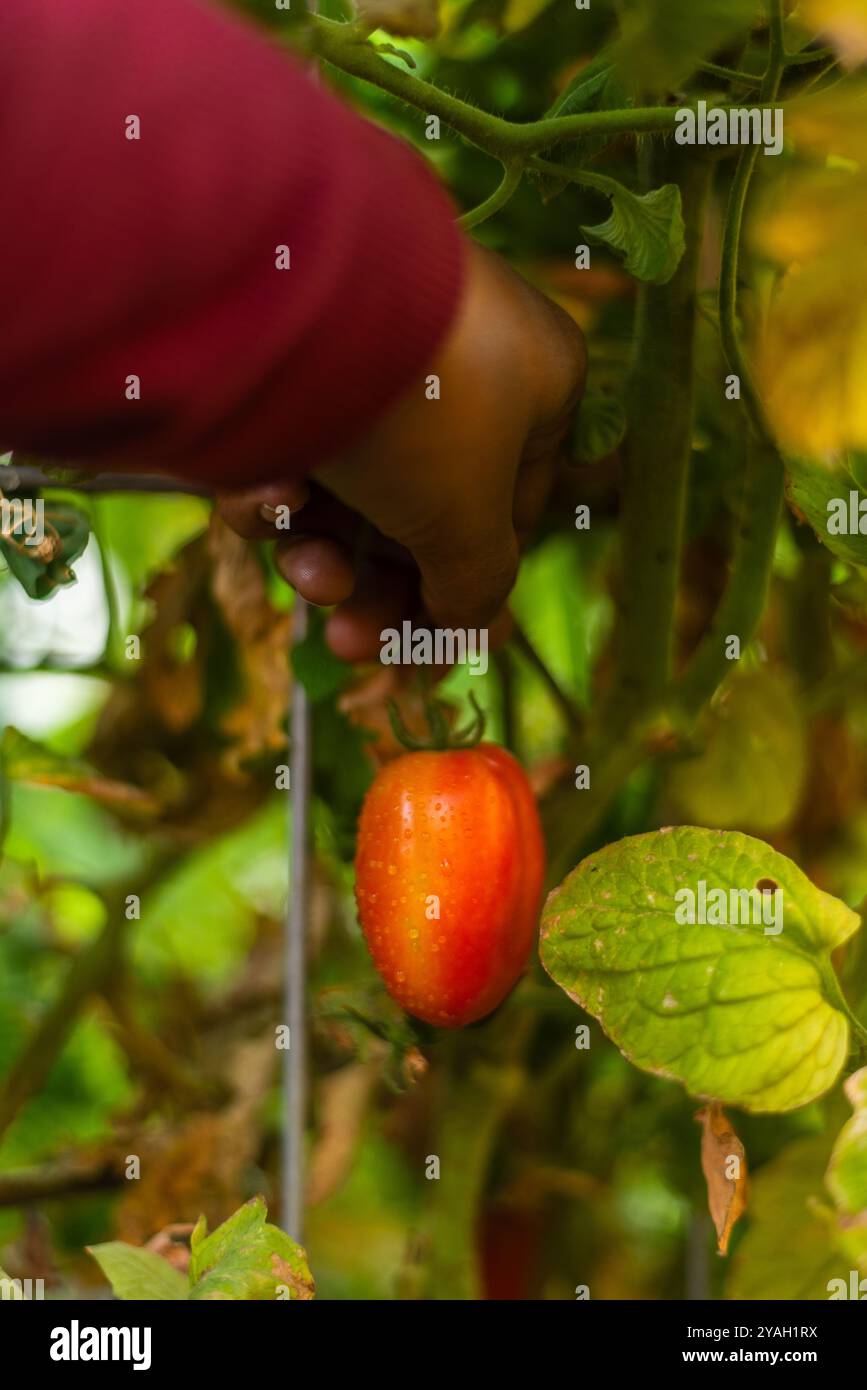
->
[189,1196,314,1300]
[540,826,860,1112]
[86,1243,189,1300]
[580,178,685,285]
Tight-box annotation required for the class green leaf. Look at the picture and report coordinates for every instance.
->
[540,826,860,1112]
[188,1196,315,1300]
[726,1136,841,1299]
[786,454,867,565]
[547,49,624,121]
[1,726,159,819]
[572,391,627,464]
[86,1242,189,1300]
[292,609,350,703]
[614,0,758,95]
[542,48,633,177]
[668,670,806,832]
[581,179,685,285]
[826,1066,867,1216]
[0,499,90,599]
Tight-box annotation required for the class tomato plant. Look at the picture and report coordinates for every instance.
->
[2,0,867,1316]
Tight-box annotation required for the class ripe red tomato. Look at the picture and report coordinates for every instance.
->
[354,743,545,1027]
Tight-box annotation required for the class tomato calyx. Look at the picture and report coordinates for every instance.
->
[386,689,486,752]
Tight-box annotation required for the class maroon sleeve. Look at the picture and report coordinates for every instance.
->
[0,0,465,487]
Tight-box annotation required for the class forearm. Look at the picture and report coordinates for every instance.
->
[0,0,465,485]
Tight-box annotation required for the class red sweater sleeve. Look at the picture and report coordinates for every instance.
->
[0,0,465,487]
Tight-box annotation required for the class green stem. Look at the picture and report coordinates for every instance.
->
[458,163,523,230]
[718,0,786,442]
[718,146,766,439]
[310,18,774,161]
[678,0,788,716]
[495,650,517,755]
[607,147,712,728]
[796,56,840,94]
[784,45,835,65]
[509,622,584,739]
[675,436,783,718]
[93,498,124,670]
[696,60,760,88]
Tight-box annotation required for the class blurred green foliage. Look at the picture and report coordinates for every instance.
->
[1,0,865,1303]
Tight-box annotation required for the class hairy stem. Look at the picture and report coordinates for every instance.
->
[607,147,712,728]
[676,0,789,716]
[458,162,523,230]
[310,18,774,161]
[675,436,783,717]
[696,60,760,88]
[718,0,786,439]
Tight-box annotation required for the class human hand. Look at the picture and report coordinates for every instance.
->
[218,243,586,661]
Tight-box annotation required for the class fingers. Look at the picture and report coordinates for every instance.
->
[324,561,419,663]
[216,480,308,539]
[275,536,357,607]
[323,559,513,664]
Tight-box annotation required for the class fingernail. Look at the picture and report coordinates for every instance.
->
[259,503,282,523]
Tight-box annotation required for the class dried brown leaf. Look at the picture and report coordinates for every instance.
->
[696,1102,748,1255]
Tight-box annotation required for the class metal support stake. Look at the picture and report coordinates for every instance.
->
[2,462,313,1240]
[283,597,311,1241]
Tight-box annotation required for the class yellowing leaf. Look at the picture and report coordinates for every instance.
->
[757,169,866,264]
[540,826,860,1112]
[86,1242,189,1300]
[752,81,867,455]
[668,670,806,832]
[697,1102,748,1255]
[784,77,867,162]
[825,1066,867,1215]
[799,0,867,70]
[756,252,867,456]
